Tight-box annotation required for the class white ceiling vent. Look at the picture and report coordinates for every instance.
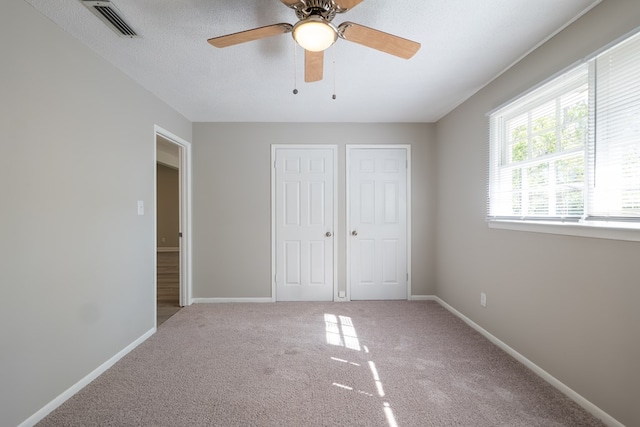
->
[82,0,139,38]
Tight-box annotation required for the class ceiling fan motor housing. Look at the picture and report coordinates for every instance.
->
[295,0,337,22]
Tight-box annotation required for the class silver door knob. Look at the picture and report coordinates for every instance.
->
[351,230,358,236]
[325,231,332,237]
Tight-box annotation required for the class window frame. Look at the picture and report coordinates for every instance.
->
[490,67,590,221]
[487,28,640,241]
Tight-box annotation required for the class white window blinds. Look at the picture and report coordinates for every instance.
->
[488,66,589,220]
[589,33,640,220]
[489,29,640,225]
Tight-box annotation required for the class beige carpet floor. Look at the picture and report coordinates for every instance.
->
[37,301,605,426]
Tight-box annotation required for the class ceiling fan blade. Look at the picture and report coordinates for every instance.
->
[305,50,324,82]
[338,22,420,59]
[208,23,293,48]
[280,0,304,8]
[333,0,364,12]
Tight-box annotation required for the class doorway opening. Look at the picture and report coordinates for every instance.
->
[155,126,192,326]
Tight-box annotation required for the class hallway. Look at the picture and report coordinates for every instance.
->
[157,251,180,325]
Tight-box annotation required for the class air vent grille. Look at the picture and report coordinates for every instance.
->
[82,1,139,38]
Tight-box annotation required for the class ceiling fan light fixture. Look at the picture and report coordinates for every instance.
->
[292,16,337,52]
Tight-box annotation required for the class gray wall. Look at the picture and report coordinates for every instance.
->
[5,0,638,425]
[0,2,191,426]
[192,123,437,299]
[435,1,640,425]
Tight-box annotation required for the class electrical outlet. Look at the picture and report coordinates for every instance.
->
[338,291,346,298]
[480,292,487,308]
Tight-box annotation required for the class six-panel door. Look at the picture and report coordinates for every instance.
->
[275,148,334,301]
[349,148,408,300]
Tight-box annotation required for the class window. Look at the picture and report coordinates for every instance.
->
[488,30,640,230]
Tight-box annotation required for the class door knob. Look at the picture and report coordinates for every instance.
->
[351,230,358,236]
[325,231,332,237]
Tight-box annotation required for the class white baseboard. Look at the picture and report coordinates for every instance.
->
[431,296,623,427]
[18,327,156,427]
[18,298,621,427]
[409,295,438,301]
[157,247,179,252]
[194,296,438,303]
[193,297,274,303]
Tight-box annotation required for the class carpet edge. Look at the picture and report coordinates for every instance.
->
[432,296,624,427]
[409,295,438,301]
[192,297,274,303]
[18,327,157,427]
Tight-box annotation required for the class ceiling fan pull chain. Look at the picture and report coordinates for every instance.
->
[293,40,299,95]
[332,46,337,100]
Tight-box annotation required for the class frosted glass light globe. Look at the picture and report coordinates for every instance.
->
[293,17,338,52]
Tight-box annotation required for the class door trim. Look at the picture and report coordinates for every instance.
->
[271,145,338,302]
[154,125,193,312]
[345,145,412,301]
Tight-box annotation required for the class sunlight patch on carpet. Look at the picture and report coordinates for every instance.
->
[324,313,361,351]
[325,313,398,427]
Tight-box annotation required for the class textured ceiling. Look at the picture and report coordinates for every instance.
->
[24,0,600,123]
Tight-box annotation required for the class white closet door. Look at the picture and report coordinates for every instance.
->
[275,147,334,301]
[349,148,408,300]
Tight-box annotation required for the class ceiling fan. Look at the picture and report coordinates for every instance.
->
[207,0,421,83]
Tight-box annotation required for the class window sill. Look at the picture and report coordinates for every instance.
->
[487,219,640,242]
